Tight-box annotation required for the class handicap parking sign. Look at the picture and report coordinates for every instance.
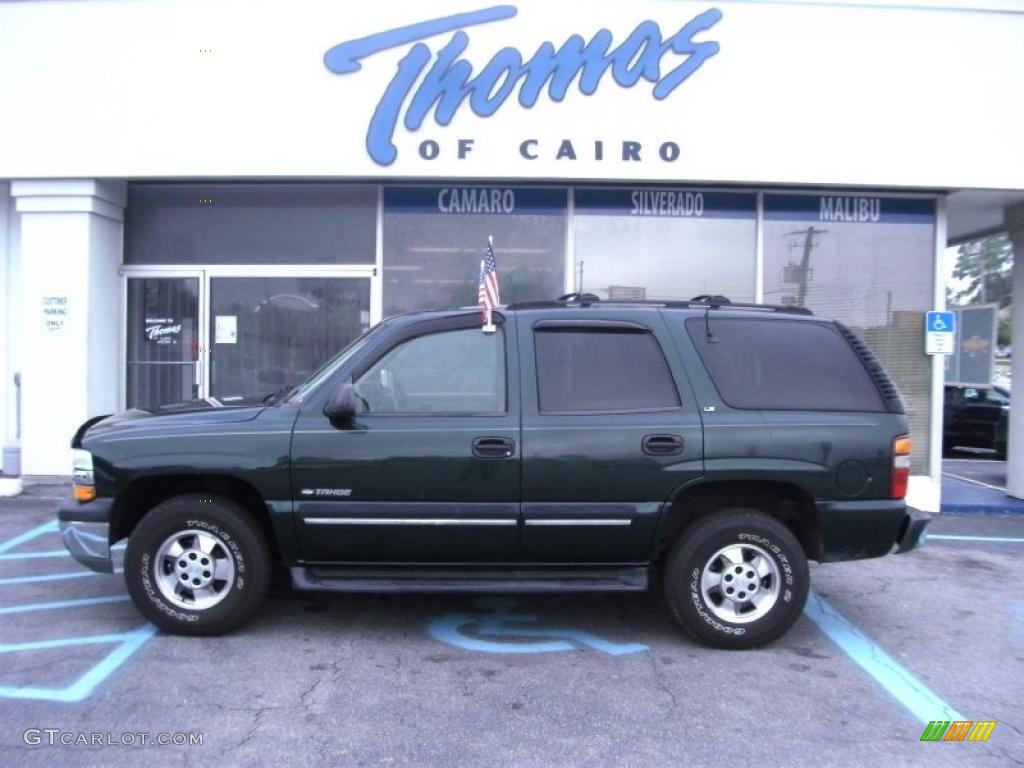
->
[925,311,956,355]
[926,311,955,333]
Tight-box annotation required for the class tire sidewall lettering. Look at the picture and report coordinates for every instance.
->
[739,531,794,586]
[141,515,248,620]
[688,530,799,635]
[688,566,746,636]
[185,518,247,585]
[139,552,200,623]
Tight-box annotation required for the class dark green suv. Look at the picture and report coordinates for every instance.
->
[59,297,928,649]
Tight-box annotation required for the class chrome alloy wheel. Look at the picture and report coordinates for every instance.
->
[699,542,781,624]
[154,529,236,611]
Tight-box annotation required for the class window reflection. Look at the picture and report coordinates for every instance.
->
[383,187,567,315]
[762,195,935,472]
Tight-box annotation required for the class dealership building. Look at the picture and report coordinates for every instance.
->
[1,0,1023,508]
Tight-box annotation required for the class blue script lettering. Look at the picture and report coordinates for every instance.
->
[324,5,723,166]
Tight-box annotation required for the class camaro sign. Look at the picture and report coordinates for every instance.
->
[323,4,723,167]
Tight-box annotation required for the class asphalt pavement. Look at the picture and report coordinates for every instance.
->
[0,479,1021,768]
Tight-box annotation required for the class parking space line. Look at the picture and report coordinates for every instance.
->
[0,624,158,703]
[0,521,58,554]
[0,550,70,561]
[926,534,1024,543]
[804,592,964,723]
[942,472,1006,492]
[0,570,120,586]
[0,632,134,654]
[0,596,131,615]
[0,541,125,561]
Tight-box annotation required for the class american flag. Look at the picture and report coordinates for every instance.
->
[478,237,500,326]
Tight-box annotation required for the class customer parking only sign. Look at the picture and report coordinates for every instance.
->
[925,311,955,355]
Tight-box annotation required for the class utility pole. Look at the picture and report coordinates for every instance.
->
[783,226,826,307]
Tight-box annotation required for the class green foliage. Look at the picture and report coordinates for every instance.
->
[998,316,1012,348]
[951,234,1013,308]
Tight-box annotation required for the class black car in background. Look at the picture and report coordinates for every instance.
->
[943,385,1010,457]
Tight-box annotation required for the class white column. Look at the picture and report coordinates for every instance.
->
[1006,203,1024,498]
[10,180,125,477]
[0,183,9,456]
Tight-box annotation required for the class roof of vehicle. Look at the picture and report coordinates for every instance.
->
[386,295,818,327]
[507,295,813,317]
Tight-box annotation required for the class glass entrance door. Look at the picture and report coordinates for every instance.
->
[124,271,376,410]
[208,277,372,400]
[126,276,201,409]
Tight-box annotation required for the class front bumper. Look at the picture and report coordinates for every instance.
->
[57,499,114,573]
[894,507,930,554]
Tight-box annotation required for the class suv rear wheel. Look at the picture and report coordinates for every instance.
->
[664,509,809,649]
[124,494,272,635]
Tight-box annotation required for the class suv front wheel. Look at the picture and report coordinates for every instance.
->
[124,494,272,635]
[664,509,809,649]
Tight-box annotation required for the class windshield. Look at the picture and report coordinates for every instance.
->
[284,322,388,404]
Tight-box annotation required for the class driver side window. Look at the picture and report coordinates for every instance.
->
[354,326,506,415]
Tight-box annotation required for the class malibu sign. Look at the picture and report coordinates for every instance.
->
[324,5,723,166]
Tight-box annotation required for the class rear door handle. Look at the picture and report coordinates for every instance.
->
[472,436,516,458]
[642,434,684,456]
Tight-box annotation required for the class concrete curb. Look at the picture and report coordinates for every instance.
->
[0,477,23,497]
[940,503,1024,515]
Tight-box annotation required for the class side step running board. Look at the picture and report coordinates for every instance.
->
[290,566,649,593]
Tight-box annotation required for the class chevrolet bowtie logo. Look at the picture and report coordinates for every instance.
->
[962,335,990,356]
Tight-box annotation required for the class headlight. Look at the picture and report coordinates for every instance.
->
[72,449,96,502]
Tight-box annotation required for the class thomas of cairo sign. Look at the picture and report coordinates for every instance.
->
[323,5,723,166]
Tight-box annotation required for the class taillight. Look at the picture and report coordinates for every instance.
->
[891,436,911,499]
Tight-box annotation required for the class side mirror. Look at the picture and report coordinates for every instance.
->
[324,381,357,424]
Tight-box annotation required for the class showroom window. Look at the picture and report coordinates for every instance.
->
[573,188,757,302]
[382,186,567,316]
[761,194,936,472]
[126,184,377,264]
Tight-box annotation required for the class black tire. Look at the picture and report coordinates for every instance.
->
[124,494,272,636]
[664,509,809,650]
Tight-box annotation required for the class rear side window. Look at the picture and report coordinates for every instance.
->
[685,317,885,412]
[534,328,680,413]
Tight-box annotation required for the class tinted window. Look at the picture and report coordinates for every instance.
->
[535,328,679,413]
[685,317,885,411]
[355,327,505,414]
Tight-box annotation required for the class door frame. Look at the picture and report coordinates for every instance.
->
[120,267,206,411]
[120,264,381,409]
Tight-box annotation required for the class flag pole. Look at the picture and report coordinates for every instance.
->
[482,235,496,334]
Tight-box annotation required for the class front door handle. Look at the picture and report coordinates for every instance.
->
[642,434,684,456]
[472,437,516,458]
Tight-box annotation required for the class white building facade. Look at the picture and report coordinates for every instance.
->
[1,0,1023,509]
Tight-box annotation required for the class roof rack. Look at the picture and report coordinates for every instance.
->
[507,294,813,316]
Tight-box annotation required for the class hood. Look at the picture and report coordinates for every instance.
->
[75,397,267,445]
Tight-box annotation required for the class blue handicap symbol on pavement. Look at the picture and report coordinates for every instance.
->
[926,311,955,334]
[427,597,648,655]
[0,520,155,702]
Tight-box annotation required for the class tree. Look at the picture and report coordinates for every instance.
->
[951,234,1013,308]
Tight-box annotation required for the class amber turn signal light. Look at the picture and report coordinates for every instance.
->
[73,484,97,502]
